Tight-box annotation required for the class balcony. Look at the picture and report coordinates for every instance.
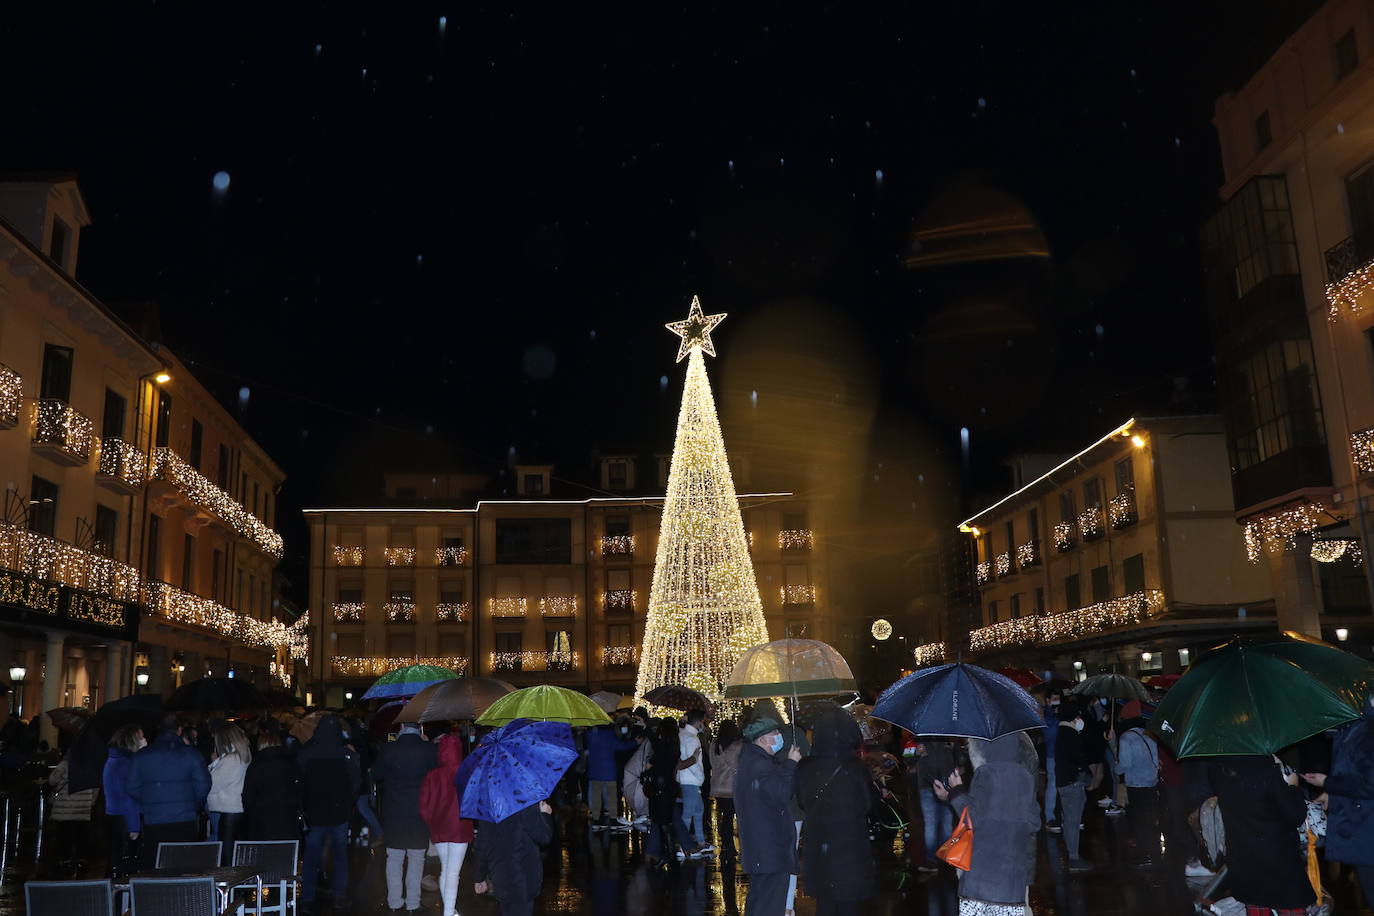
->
[1353,427,1374,475]
[333,546,364,566]
[604,589,636,613]
[968,589,1167,652]
[1325,236,1374,317]
[436,546,468,567]
[332,602,365,623]
[489,597,528,617]
[32,399,93,466]
[976,561,991,586]
[779,529,814,551]
[151,448,284,558]
[0,364,20,429]
[1015,541,1039,569]
[383,547,415,567]
[994,552,1012,577]
[490,650,581,673]
[1053,521,1076,552]
[0,524,141,604]
[331,656,469,678]
[97,438,145,494]
[436,601,469,623]
[539,596,577,617]
[601,534,634,557]
[1077,506,1105,542]
[912,642,946,667]
[1327,236,1360,285]
[144,580,295,651]
[780,584,816,606]
[384,601,416,623]
[1109,488,1138,529]
[603,645,638,667]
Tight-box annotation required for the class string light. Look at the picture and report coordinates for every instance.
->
[1326,255,1374,319]
[912,642,946,666]
[994,552,1011,576]
[145,580,298,651]
[489,597,528,617]
[1077,506,1104,541]
[1242,500,1330,562]
[1352,428,1374,475]
[332,602,364,622]
[781,584,817,605]
[286,613,310,660]
[0,569,59,614]
[333,546,363,566]
[152,448,283,558]
[68,592,127,628]
[539,596,578,616]
[969,589,1166,651]
[636,302,769,707]
[435,545,468,566]
[435,601,469,622]
[1311,538,1363,565]
[383,547,415,566]
[33,399,94,463]
[383,601,416,622]
[604,589,636,611]
[871,618,893,640]
[97,438,146,488]
[976,561,991,585]
[1015,541,1038,568]
[779,529,814,550]
[0,524,141,603]
[601,535,634,556]
[1109,488,1138,528]
[0,364,20,427]
[490,650,581,672]
[1053,522,1075,552]
[331,656,469,677]
[603,645,638,666]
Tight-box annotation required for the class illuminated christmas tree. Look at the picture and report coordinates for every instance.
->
[635,297,770,705]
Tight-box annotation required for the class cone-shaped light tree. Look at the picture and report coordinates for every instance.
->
[635,297,770,705]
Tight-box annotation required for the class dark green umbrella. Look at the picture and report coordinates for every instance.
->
[1151,632,1374,758]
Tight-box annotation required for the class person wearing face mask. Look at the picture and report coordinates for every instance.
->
[1055,703,1093,873]
[735,717,803,916]
[1042,692,1062,832]
[103,724,147,879]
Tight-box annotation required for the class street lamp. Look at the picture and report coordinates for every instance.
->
[135,671,150,690]
[8,666,26,717]
[344,692,353,702]
[1336,628,1350,642]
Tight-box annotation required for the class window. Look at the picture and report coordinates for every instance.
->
[49,217,69,268]
[240,472,248,502]
[495,631,522,654]
[1034,587,1045,613]
[1348,162,1374,261]
[438,632,467,654]
[190,420,203,470]
[94,505,118,557]
[1123,553,1146,594]
[523,474,545,496]
[1225,339,1326,471]
[1064,574,1081,611]
[495,518,572,564]
[40,344,73,402]
[986,600,999,625]
[389,582,415,603]
[336,634,363,656]
[148,514,162,580]
[440,584,464,604]
[1004,520,1015,556]
[440,535,465,566]
[261,581,268,619]
[607,569,631,591]
[236,568,243,610]
[389,633,415,656]
[1114,456,1135,494]
[253,482,260,518]
[608,461,628,489]
[29,476,58,536]
[1010,594,1021,619]
[156,390,172,448]
[782,511,808,531]
[102,389,126,438]
[1255,110,1272,151]
[183,534,195,590]
[605,515,630,537]
[608,624,632,647]
[217,445,230,490]
[338,584,363,603]
[212,549,224,602]
[1334,29,1359,81]
[1027,508,1039,545]
[1090,565,1110,603]
[1083,478,1102,509]
[786,621,809,639]
[248,575,257,613]
[1059,490,1076,522]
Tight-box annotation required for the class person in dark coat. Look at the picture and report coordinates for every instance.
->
[1054,703,1092,872]
[644,717,693,862]
[298,715,361,913]
[934,732,1040,914]
[1305,695,1374,904]
[103,724,145,879]
[473,799,554,916]
[242,729,301,840]
[733,716,802,916]
[795,708,875,915]
[915,737,959,870]
[125,714,211,868]
[374,722,439,912]
[586,723,638,828]
[1205,755,1314,913]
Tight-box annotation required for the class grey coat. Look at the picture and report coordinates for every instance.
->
[947,733,1040,905]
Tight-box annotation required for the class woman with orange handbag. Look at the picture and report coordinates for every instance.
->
[934,732,1041,916]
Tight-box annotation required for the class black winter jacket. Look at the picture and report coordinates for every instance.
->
[243,745,301,840]
[796,710,875,902]
[298,716,361,828]
[374,732,438,849]
[125,731,210,826]
[1204,756,1314,910]
[733,741,798,876]
[472,802,553,904]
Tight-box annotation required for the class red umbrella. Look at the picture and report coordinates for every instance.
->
[1144,674,1182,690]
[996,668,1042,690]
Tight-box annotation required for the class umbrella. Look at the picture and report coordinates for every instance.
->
[995,668,1042,691]
[361,664,462,701]
[166,677,266,712]
[45,707,92,735]
[455,718,579,823]
[476,685,611,727]
[1030,678,1076,695]
[642,685,712,712]
[395,678,516,724]
[723,639,856,699]
[1068,673,1151,703]
[616,695,637,711]
[589,691,624,715]
[871,662,1044,740]
[93,694,164,741]
[369,700,406,736]
[1144,674,1182,690]
[1151,632,1374,758]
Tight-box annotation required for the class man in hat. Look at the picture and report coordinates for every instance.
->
[734,717,802,916]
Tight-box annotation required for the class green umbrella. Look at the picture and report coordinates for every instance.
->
[476,685,612,727]
[1151,632,1374,758]
[361,664,462,700]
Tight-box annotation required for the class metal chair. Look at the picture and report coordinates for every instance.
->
[155,840,223,869]
[129,877,218,916]
[24,879,113,916]
[231,840,299,916]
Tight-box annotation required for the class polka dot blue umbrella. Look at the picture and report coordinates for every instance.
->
[455,718,579,823]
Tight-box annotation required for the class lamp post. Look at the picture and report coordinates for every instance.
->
[8,666,26,717]
[135,670,149,693]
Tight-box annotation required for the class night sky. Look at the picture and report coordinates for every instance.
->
[3,2,1324,594]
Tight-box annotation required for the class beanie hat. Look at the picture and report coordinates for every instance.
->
[743,717,781,742]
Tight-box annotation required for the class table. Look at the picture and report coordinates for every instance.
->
[127,865,264,912]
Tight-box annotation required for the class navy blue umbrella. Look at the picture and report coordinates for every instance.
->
[455,717,578,823]
[872,662,1044,740]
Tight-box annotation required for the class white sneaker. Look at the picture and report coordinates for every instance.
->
[633,815,650,824]
[1184,860,1215,877]
[675,849,687,861]
[1105,804,1126,817]
[1096,798,1113,808]
[616,817,632,825]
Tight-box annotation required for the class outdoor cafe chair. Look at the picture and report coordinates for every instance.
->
[231,840,299,916]
[129,876,219,916]
[155,840,222,869]
[24,879,113,916]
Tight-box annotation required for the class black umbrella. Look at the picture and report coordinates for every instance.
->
[68,694,167,793]
[166,677,266,712]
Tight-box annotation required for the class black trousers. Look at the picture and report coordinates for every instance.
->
[744,872,789,916]
[1126,786,1159,861]
[105,815,138,879]
[815,898,862,916]
[212,811,245,865]
[715,798,737,858]
[495,896,534,916]
[139,820,198,868]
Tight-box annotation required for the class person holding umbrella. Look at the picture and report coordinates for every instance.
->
[1302,694,1374,906]
[375,721,439,914]
[734,717,802,916]
[419,733,473,916]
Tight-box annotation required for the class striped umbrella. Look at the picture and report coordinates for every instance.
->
[361,664,462,701]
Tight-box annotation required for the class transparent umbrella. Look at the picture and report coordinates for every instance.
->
[723,639,856,700]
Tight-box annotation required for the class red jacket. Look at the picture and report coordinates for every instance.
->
[419,733,474,844]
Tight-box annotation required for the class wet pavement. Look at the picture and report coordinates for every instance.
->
[2,784,1371,915]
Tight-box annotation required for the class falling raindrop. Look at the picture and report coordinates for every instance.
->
[212,171,231,193]
[438,15,447,34]
[1095,323,1105,338]
[750,390,758,407]
[659,375,669,392]
[237,386,250,405]
[875,169,884,187]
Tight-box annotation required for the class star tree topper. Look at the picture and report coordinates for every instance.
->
[666,295,727,363]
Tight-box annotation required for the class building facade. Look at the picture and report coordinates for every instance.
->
[1205,0,1374,640]
[304,464,829,705]
[957,417,1271,676]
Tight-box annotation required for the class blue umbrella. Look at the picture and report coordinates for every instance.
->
[872,662,1044,740]
[455,718,578,823]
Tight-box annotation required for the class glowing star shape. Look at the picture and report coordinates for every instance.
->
[666,295,727,363]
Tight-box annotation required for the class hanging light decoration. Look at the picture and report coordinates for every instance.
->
[871,618,893,640]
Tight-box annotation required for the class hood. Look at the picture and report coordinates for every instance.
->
[437,732,464,770]
[153,730,185,750]
[309,714,346,750]
[810,708,861,756]
[971,731,1031,767]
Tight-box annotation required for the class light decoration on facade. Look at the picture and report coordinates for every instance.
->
[779,529,814,550]
[0,364,20,427]
[1077,507,1104,540]
[1109,488,1138,529]
[912,642,946,667]
[151,448,283,558]
[383,547,416,566]
[332,602,364,622]
[269,660,291,689]
[603,645,638,666]
[286,613,310,660]
[33,399,94,462]
[870,618,893,640]
[98,438,146,487]
[1326,255,1374,319]
[435,601,469,622]
[976,561,991,585]
[1242,500,1330,562]
[333,546,363,566]
[490,650,581,672]
[538,596,578,616]
[1311,538,1364,565]
[994,552,1011,576]
[331,656,469,678]
[435,545,468,566]
[635,300,770,707]
[384,601,416,622]
[489,597,529,617]
[1351,428,1374,475]
[780,584,817,605]
[601,535,634,556]
[144,580,297,651]
[604,589,636,611]
[1053,522,1075,552]
[0,524,141,603]
[968,589,1167,651]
